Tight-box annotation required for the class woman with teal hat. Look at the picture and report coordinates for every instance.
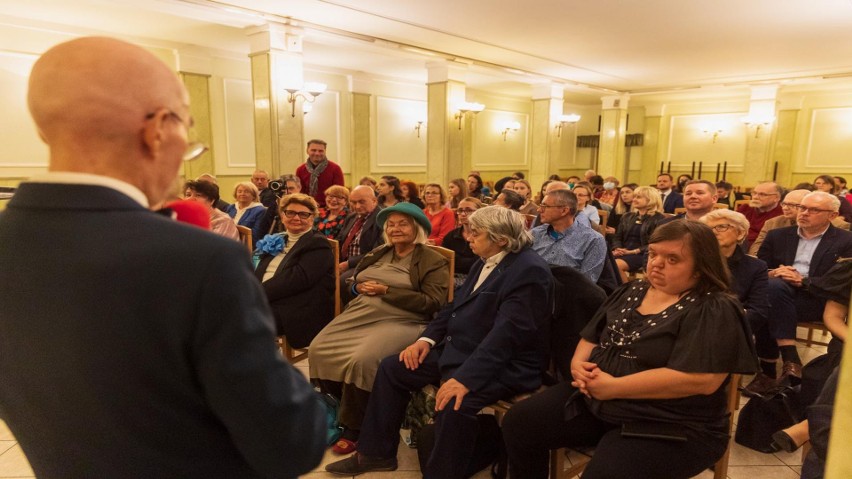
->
[310,201,450,454]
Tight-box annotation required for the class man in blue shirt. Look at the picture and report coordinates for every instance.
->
[531,189,607,282]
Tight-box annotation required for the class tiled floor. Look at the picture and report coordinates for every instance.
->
[0,328,828,478]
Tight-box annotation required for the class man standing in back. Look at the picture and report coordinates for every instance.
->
[0,37,325,478]
[296,138,344,207]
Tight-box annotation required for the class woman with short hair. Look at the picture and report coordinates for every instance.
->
[184,180,238,240]
[225,181,267,246]
[422,183,455,246]
[314,185,350,240]
[441,197,483,286]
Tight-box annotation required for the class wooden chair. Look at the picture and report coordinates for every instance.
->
[596,209,609,236]
[734,199,751,211]
[236,225,252,255]
[797,321,832,347]
[277,238,341,365]
[426,245,455,302]
[713,203,729,209]
[674,207,687,216]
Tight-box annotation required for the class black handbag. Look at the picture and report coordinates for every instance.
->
[734,385,804,453]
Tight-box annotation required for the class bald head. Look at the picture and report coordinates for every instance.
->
[28,37,190,204]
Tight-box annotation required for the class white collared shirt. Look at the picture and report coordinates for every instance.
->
[28,172,149,208]
[793,224,830,277]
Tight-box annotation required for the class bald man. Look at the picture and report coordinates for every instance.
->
[0,37,325,478]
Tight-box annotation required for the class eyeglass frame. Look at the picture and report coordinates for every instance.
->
[709,224,736,233]
[794,204,835,214]
[280,209,313,220]
[456,208,477,215]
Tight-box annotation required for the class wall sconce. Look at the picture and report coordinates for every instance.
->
[555,113,581,137]
[741,116,774,138]
[302,103,313,115]
[414,120,426,138]
[501,121,521,141]
[284,82,327,117]
[455,102,485,130]
[703,129,723,143]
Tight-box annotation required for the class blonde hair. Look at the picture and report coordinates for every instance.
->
[233,181,260,202]
[632,186,662,215]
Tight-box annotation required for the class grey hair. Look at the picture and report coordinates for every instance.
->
[546,189,578,216]
[803,191,841,212]
[380,212,428,245]
[757,181,785,198]
[633,186,663,215]
[468,206,532,253]
[699,209,750,242]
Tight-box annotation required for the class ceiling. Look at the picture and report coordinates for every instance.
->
[4,0,852,104]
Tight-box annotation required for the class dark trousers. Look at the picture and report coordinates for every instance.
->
[765,278,826,339]
[357,351,512,479]
[502,382,727,479]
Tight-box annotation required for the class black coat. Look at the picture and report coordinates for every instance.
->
[727,247,769,332]
[611,211,667,253]
[337,207,385,268]
[758,225,852,280]
[255,230,335,348]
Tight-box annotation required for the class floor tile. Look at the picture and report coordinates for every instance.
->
[0,443,14,456]
[726,464,801,479]
[0,444,34,477]
[690,469,716,478]
[0,423,12,442]
[727,438,785,466]
[773,447,804,466]
[789,465,802,474]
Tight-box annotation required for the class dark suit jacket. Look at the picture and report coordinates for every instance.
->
[662,190,684,214]
[757,225,852,281]
[727,247,769,331]
[337,206,385,268]
[422,247,554,394]
[0,183,325,478]
[255,230,335,348]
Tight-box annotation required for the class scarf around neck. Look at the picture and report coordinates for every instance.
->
[305,157,329,197]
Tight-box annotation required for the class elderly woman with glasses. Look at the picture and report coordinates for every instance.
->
[422,183,456,246]
[253,193,335,350]
[309,202,450,455]
[314,185,350,240]
[441,197,484,286]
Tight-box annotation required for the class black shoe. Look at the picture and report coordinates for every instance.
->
[741,373,779,398]
[770,430,802,453]
[325,452,398,476]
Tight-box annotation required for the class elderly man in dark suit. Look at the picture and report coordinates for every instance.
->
[326,206,554,478]
[748,191,852,396]
[0,37,325,478]
[337,185,385,272]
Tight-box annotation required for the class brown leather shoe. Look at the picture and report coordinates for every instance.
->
[741,373,779,398]
[779,361,803,385]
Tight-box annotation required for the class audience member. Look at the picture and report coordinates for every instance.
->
[611,186,666,280]
[401,180,425,209]
[252,169,277,208]
[532,189,607,282]
[184,179,238,240]
[675,173,693,193]
[571,183,600,227]
[441,197,483,286]
[737,181,783,246]
[257,173,301,237]
[606,183,637,235]
[583,169,596,181]
[494,188,524,211]
[310,203,449,454]
[749,191,852,396]
[197,173,230,212]
[254,193,335,348]
[512,171,525,180]
[0,36,325,478]
[226,181,267,246]
[467,174,486,201]
[314,185,350,240]
[337,185,384,277]
[657,173,683,213]
[679,180,718,220]
[493,176,515,194]
[813,174,852,222]
[588,175,606,200]
[325,206,552,477]
[566,175,581,189]
[535,179,554,204]
[598,176,620,206]
[502,220,757,478]
[446,178,467,209]
[295,139,344,207]
[377,175,404,207]
[512,179,539,216]
[359,176,378,190]
[834,176,848,196]
[422,183,455,246]
[715,180,741,210]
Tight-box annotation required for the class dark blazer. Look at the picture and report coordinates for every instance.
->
[255,230,335,348]
[337,207,385,268]
[757,225,852,281]
[0,183,325,478]
[611,211,667,253]
[422,247,554,394]
[226,203,267,247]
[662,190,684,214]
[727,247,769,331]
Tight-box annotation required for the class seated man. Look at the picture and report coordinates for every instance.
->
[748,191,852,395]
[657,173,684,214]
[493,188,524,211]
[531,189,607,282]
[750,189,850,255]
[325,206,553,478]
[337,185,385,279]
[737,181,784,246]
[678,179,719,220]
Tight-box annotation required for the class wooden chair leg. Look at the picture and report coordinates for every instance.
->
[276,336,308,364]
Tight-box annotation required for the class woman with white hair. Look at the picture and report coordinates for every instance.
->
[700,209,771,396]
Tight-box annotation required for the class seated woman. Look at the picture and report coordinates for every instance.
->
[502,220,758,479]
[441,197,483,287]
[513,179,539,216]
[183,180,238,240]
[446,178,466,209]
[606,183,637,236]
[254,193,335,348]
[314,185,350,240]
[572,183,600,228]
[377,175,404,207]
[611,186,666,281]
[401,180,425,209]
[225,181,266,246]
[309,202,450,454]
[422,183,455,246]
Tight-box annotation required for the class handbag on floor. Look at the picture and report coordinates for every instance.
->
[318,393,343,446]
[734,385,804,453]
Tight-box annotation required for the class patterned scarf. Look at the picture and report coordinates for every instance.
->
[305,157,329,197]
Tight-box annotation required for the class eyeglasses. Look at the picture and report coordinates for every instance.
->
[457,208,477,215]
[574,193,590,198]
[751,192,778,198]
[423,191,440,195]
[327,196,347,201]
[281,210,312,220]
[144,110,207,161]
[781,202,801,209]
[794,205,833,214]
[710,224,736,233]
[538,203,566,209]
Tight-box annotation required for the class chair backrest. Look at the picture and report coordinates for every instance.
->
[326,238,341,316]
[713,203,729,209]
[236,225,252,255]
[426,245,455,303]
[673,207,687,216]
[734,199,751,211]
[596,209,609,235]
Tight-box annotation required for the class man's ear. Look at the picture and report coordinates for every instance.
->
[142,110,166,158]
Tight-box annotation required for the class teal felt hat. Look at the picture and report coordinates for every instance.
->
[376,202,432,236]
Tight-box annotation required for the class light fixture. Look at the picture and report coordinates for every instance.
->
[555,113,581,137]
[454,102,485,130]
[741,116,775,138]
[302,103,313,115]
[501,121,521,141]
[703,129,723,144]
[284,81,327,117]
[414,120,426,138]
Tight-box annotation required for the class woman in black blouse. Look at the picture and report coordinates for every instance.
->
[502,220,757,479]
[440,197,482,287]
[611,186,666,281]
